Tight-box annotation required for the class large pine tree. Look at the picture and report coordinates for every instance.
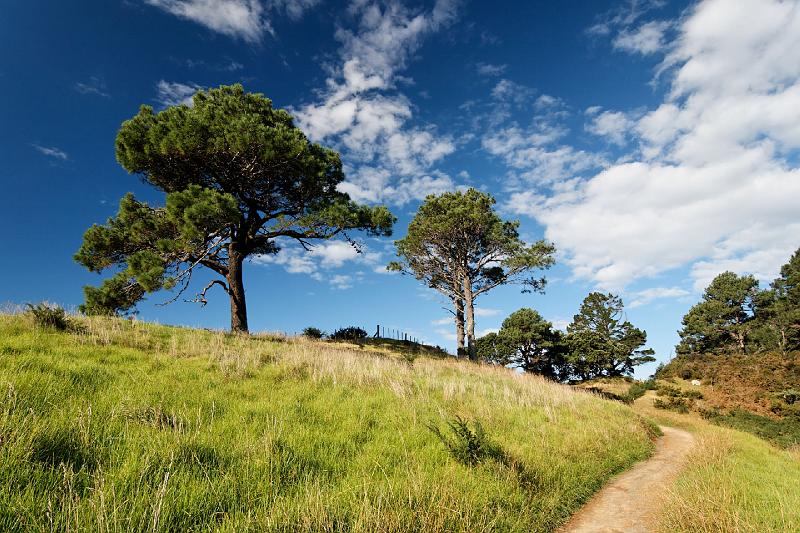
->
[76,85,394,332]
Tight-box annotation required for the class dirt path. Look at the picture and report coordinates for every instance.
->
[558,426,695,533]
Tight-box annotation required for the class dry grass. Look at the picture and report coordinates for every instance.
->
[633,393,800,533]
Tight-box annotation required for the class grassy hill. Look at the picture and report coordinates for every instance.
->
[0,313,656,533]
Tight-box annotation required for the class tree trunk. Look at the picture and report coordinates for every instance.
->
[227,248,248,333]
[455,298,465,356]
[463,277,476,361]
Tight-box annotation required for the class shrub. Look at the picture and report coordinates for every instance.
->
[427,416,506,466]
[329,326,368,341]
[26,303,70,331]
[622,381,649,402]
[302,327,325,339]
[702,408,800,449]
[653,397,691,413]
[775,389,800,405]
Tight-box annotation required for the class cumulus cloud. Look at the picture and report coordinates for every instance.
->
[585,107,635,146]
[293,0,460,204]
[145,0,320,42]
[253,239,384,289]
[145,0,272,42]
[511,0,800,292]
[483,124,604,185]
[613,20,671,55]
[155,80,203,107]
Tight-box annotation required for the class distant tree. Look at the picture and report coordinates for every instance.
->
[75,85,394,332]
[476,308,569,380]
[388,189,555,359]
[676,272,759,354]
[566,292,655,380]
[756,248,800,353]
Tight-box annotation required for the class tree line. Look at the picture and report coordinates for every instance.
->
[475,292,654,382]
[676,248,800,356]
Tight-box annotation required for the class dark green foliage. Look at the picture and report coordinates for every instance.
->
[566,293,655,380]
[476,308,569,381]
[302,327,325,339]
[656,385,703,399]
[427,416,506,466]
[76,84,395,332]
[676,247,800,355]
[754,249,800,353]
[653,397,691,413]
[389,188,555,358]
[329,326,368,341]
[701,408,800,449]
[677,272,759,354]
[775,389,800,405]
[622,379,655,403]
[79,273,144,316]
[25,303,70,331]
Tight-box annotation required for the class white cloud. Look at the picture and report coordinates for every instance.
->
[253,239,385,288]
[155,80,203,107]
[483,125,604,185]
[145,0,272,43]
[587,0,666,39]
[628,286,690,308]
[585,108,634,146]
[491,79,534,104]
[329,274,354,290]
[270,0,320,20]
[32,144,68,160]
[517,0,800,291]
[74,76,110,98]
[476,62,506,76]
[293,0,460,204]
[613,20,671,55]
[474,307,501,317]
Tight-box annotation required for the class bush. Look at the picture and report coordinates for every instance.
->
[622,380,652,402]
[26,303,70,331]
[329,326,368,341]
[653,397,691,413]
[427,416,506,466]
[775,389,800,405]
[302,327,325,339]
[701,408,800,449]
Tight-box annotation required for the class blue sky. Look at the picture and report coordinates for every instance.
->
[2,0,799,376]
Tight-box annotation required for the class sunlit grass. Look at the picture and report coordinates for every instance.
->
[0,313,655,532]
[634,394,800,533]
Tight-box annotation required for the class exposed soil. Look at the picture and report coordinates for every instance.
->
[558,426,695,533]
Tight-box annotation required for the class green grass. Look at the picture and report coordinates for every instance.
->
[0,313,655,532]
[633,396,800,532]
[701,408,800,449]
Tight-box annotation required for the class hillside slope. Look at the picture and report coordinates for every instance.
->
[0,314,655,533]
[657,352,800,418]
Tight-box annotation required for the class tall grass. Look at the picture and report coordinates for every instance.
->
[0,313,655,532]
[634,396,800,532]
